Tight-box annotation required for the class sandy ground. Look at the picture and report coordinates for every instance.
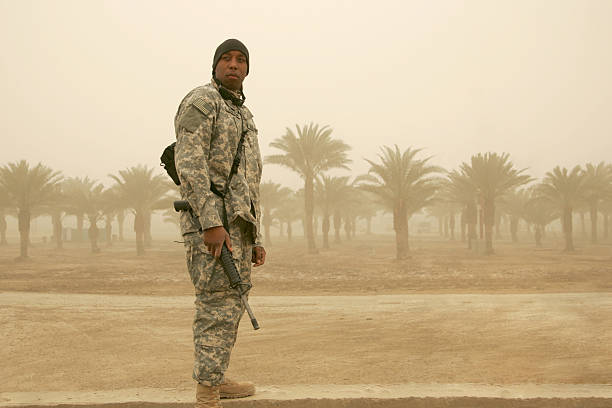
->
[1,235,611,297]
[1,234,611,405]
[1,291,611,392]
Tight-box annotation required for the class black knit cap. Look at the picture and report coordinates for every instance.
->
[212,39,249,76]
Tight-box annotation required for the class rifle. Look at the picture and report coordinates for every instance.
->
[174,200,260,330]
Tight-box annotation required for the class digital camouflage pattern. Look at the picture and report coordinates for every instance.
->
[174,79,263,250]
[174,79,262,386]
[184,231,252,385]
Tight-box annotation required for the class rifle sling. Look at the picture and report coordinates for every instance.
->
[209,112,248,229]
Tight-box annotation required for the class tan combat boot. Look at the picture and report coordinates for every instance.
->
[195,383,221,408]
[219,377,256,399]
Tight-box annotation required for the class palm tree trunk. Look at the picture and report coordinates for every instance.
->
[443,215,449,238]
[304,177,316,252]
[604,212,609,240]
[535,225,542,247]
[18,209,31,259]
[343,216,351,241]
[134,211,145,255]
[136,231,145,255]
[117,211,125,241]
[483,199,495,255]
[76,213,84,242]
[580,212,587,239]
[460,208,466,242]
[484,223,494,254]
[264,220,271,246]
[105,214,113,246]
[88,223,100,253]
[479,207,484,240]
[394,204,409,259]
[589,203,598,244]
[322,212,330,249]
[333,210,342,243]
[287,221,293,241]
[144,211,152,248]
[495,212,502,239]
[0,211,8,245]
[563,207,574,251]
[466,202,477,250]
[449,212,455,240]
[510,216,519,243]
[467,223,475,250]
[263,208,272,247]
[52,212,63,249]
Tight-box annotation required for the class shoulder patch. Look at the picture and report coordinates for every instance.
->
[192,98,213,116]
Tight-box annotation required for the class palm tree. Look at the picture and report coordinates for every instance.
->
[499,189,530,243]
[537,166,586,251]
[523,189,558,247]
[275,190,301,242]
[117,210,126,241]
[100,187,118,246]
[358,146,440,260]
[64,177,106,252]
[265,123,351,253]
[601,194,612,241]
[0,186,10,245]
[460,152,531,255]
[353,191,379,235]
[259,181,292,246]
[110,165,171,255]
[582,162,612,244]
[315,175,351,248]
[341,186,375,240]
[85,184,105,253]
[426,202,450,238]
[63,177,95,242]
[442,170,478,247]
[38,183,70,250]
[0,160,62,259]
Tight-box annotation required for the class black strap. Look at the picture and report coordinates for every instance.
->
[174,108,247,230]
[212,111,248,199]
[224,129,247,195]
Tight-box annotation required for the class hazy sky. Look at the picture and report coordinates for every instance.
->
[1,0,611,190]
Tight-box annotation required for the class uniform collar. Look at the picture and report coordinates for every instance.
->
[212,78,245,107]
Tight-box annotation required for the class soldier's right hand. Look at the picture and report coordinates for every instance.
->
[203,226,232,258]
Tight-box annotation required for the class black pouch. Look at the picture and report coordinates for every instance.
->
[160,142,181,186]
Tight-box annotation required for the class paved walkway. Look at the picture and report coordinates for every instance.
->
[2,383,612,407]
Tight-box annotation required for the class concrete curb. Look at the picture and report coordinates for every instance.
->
[2,384,611,408]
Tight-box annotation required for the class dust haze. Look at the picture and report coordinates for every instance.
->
[1,0,611,405]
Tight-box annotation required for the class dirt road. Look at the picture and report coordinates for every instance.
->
[2,291,611,393]
[1,237,611,406]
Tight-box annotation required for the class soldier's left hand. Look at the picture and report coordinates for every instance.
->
[252,246,266,267]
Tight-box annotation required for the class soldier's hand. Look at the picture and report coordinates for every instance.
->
[203,226,231,258]
[252,246,266,267]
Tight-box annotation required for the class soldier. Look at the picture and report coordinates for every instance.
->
[174,39,266,408]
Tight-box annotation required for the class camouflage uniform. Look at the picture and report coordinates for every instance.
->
[174,79,263,386]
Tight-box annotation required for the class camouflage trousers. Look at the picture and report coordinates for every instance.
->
[184,225,252,386]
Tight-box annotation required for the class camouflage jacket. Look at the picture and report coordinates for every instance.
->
[174,80,263,247]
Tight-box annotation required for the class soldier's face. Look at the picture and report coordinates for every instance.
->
[215,50,247,90]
